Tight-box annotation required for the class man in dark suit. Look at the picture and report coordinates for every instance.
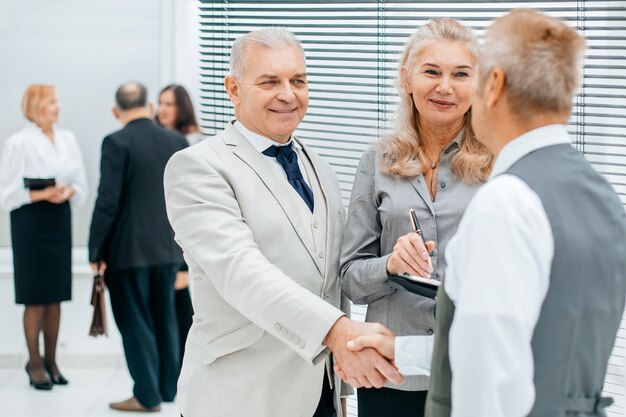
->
[88,82,188,412]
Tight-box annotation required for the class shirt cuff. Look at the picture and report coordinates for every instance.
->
[2,188,31,212]
[394,335,434,376]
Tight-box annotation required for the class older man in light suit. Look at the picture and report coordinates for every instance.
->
[164,28,402,417]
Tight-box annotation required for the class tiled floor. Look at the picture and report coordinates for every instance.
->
[0,366,180,417]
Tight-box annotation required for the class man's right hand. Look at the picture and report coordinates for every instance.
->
[324,316,404,388]
[335,332,398,386]
[347,332,395,360]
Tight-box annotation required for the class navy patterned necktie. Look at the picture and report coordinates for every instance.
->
[262,143,314,212]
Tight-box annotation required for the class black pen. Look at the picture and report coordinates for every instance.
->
[409,209,433,269]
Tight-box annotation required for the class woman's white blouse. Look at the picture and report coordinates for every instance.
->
[0,123,88,212]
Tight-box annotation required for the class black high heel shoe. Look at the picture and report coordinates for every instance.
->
[25,363,53,390]
[44,362,69,385]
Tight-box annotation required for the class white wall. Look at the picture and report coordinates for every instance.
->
[0,0,201,364]
[0,0,201,248]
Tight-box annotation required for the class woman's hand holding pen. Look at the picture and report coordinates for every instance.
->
[386,232,436,278]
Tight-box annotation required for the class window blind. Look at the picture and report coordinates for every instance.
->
[198,1,626,415]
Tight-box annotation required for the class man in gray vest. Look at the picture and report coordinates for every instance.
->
[338,9,626,417]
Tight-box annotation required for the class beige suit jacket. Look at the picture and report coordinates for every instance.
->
[164,122,349,417]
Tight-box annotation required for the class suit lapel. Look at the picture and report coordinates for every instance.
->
[224,124,318,267]
[297,138,331,274]
[297,138,330,215]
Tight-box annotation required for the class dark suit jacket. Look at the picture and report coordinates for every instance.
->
[88,118,188,271]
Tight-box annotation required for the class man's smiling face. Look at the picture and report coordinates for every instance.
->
[227,43,309,144]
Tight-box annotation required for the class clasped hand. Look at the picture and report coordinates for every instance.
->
[333,330,398,388]
[324,317,404,388]
[43,184,74,204]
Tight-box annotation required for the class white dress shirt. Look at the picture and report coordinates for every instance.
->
[394,125,572,416]
[446,125,573,417]
[0,123,88,212]
[395,334,434,376]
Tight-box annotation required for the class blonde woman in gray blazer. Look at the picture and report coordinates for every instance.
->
[340,19,492,417]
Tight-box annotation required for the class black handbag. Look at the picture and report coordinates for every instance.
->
[89,273,107,337]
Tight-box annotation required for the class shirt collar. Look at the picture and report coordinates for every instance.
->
[445,128,464,154]
[490,124,572,179]
[233,120,300,153]
[26,121,58,139]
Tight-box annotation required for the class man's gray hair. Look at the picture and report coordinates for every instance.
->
[478,9,585,117]
[115,82,148,111]
[229,27,304,80]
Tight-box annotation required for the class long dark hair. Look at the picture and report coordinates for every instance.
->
[155,84,199,134]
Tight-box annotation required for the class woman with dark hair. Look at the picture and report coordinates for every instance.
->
[0,84,88,390]
[156,84,204,145]
[155,84,202,369]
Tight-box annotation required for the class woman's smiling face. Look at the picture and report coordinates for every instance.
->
[404,41,475,130]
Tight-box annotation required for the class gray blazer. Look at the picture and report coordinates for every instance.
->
[340,141,480,391]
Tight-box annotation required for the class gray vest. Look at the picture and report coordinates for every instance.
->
[426,144,626,417]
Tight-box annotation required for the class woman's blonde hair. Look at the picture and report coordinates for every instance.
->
[21,84,56,125]
[381,19,492,183]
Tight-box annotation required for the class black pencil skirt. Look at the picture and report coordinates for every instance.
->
[10,201,72,305]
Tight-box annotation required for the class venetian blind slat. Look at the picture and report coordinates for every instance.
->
[198,2,626,415]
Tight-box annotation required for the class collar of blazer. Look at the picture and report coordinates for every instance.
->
[406,134,462,216]
[410,175,435,216]
[222,122,330,275]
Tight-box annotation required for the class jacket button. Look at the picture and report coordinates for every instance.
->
[440,182,446,189]
[313,220,319,228]
[426,328,434,335]
[318,251,324,258]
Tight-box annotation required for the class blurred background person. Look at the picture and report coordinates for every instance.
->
[155,84,204,145]
[155,83,204,369]
[339,19,492,417]
[89,82,188,412]
[0,84,88,390]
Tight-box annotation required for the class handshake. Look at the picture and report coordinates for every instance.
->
[324,316,402,388]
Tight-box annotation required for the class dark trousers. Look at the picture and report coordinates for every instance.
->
[313,371,336,417]
[175,286,193,369]
[358,387,427,417]
[106,264,180,408]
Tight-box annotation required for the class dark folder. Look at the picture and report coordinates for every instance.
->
[23,178,55,190]
[389,274,440,299]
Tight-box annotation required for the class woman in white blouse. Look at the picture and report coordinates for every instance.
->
[0,84,88,390]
